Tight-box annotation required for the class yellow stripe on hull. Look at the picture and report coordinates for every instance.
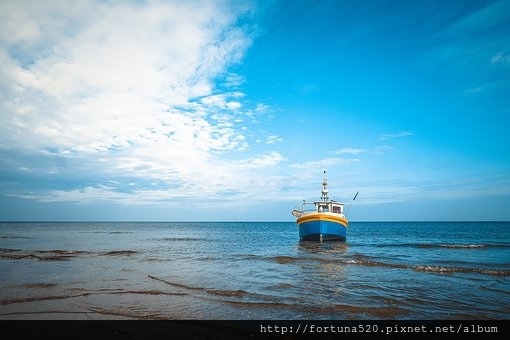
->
[297,213,348,227]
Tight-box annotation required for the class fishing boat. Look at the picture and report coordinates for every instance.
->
[292,171,354,242]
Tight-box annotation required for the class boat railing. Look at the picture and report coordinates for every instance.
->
[300,201,315,212]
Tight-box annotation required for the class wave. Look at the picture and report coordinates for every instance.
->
[21,283,58,289]
[108,289,187,297]
[343,259,508,276]
[374,242,510,249]
[419,243,488,249]
[148,275,251,298]
[220,297,408,318]
[159,237,208,242]
[273,255,297,264]
[342,256,509,276]
[0,289,187,306]
[0,293,86,305]
[342,258,408,270]
[0,252,74,261]
[261,253,509,277]
[39,250,89,255]
[88,231,132,234]
[0,248,21,253]
[0,248,140,261]
[0,248,92,261]
[265,253,401,268]
[266,283,294,290]
[480,285,510,295]
[342,258,509,276]
[101,250,139,256]
[411,265,510,276]
[0,236,33,239]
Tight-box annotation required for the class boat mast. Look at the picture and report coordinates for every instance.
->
[321,170,329,201]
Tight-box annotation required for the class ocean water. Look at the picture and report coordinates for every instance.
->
[0,221,508,320]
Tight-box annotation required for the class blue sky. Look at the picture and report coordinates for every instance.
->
[1,0,509,221]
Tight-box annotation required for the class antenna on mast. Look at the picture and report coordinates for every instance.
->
[346,191,359,214]
[321,170,329,201]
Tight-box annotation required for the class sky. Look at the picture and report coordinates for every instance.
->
[1,0,509,221]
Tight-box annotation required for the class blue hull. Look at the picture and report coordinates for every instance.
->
[299,220,346,241]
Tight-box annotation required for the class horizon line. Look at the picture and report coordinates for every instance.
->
[1,220,509,223]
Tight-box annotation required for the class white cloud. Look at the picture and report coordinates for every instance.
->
[254,103,271,112]
[223,73,245,87]
[334,147,368,155]
[235,151,284,170]
[466,86,485,94]
[266,135,283,144]
[444,1,510,38]
[491,52,510,65]
[379,131,414,141]
[0,0,286,204]
[373,145,394,155]
[290,157,359,170]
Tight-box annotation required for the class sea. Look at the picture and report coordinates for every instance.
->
[0,221,509,320]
